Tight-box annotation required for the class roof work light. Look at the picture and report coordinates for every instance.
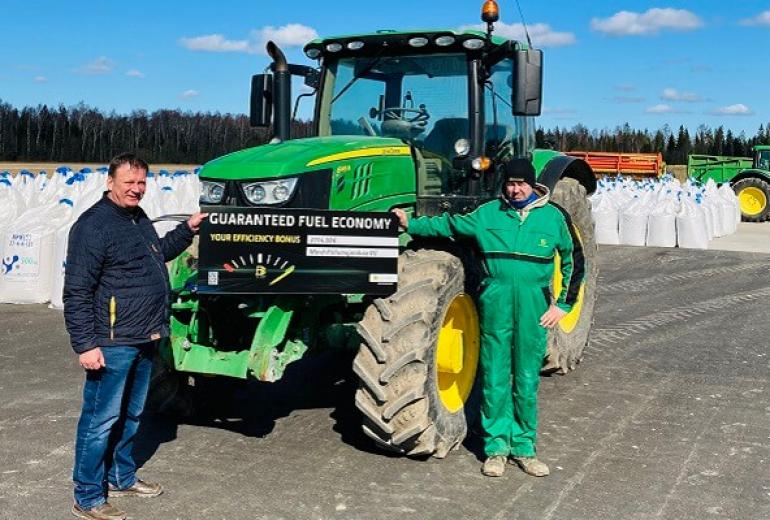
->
[481,0,500,23]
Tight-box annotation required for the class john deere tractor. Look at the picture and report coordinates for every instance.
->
[152,2,598,458]
[688,145,770,222]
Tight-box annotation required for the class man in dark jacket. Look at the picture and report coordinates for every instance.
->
[64,153,206,520]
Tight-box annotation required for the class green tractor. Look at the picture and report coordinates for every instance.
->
[151,2,598,458]
[687,145,770,221]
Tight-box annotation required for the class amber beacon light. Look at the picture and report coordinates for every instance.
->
[481,0,500,23]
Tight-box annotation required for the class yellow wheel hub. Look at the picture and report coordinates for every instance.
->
[435,293,480,413]
[738,186,767,216]
[553,251,585,334]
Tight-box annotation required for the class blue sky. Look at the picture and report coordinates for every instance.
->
[1,1,768,136]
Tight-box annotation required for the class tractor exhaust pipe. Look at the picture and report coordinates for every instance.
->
[266,41,291,142]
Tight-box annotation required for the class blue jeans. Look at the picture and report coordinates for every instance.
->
[73,343,154,509]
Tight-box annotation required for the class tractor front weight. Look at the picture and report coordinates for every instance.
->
[168,296,303,381]
[167,290,364,383]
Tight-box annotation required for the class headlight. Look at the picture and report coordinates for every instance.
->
[241,177,299,205]
[454,138,471,156]
[408,37,429,48]
[471,156,492,171]
[462,38,485,50]
[273,184,290,201]
[243,183,266,203]
[200,180,225,204]
[435,35,456,47]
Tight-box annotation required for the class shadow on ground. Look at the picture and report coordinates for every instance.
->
[133,350,389,468]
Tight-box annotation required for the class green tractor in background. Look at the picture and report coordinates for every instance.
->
[151,2,598,458]
[687,145,770,222]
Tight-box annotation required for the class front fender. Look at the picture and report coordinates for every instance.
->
[537,154,596,195]
[731,169,770,185]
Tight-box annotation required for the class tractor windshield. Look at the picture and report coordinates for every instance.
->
[324,54,469,159]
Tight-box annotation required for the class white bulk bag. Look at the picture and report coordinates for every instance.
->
[13,172,38,210]
[0,183,19,261]
[0,201,73,303]
[676,198,709,249]
[717,183,740,233]
[646,199,678,247]
[176,176,201,214]
[592,194,620,245]
[619,197,649,246]
[154,187,185,238]
[704,197,725,238]
[48,219,74,310]
[713,194,734,236]
[49,194,95,310]
[702,180,726,237]
[692,193,715,239]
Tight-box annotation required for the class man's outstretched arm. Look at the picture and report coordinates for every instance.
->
[392,207,482,240]
[158,212,207,261]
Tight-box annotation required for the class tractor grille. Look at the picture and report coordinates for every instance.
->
[351,162,374,199]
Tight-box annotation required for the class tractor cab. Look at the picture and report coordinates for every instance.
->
[315,42,532,202]
[249,22,544,215]
[754,145,770,171]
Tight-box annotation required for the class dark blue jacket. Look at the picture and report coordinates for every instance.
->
[63,192,194,354]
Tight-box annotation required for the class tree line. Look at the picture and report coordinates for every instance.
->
[0,101,312,165]
[536,123,770,164]
[1,100,768,165]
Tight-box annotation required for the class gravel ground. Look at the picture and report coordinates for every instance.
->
[1,244,769,520]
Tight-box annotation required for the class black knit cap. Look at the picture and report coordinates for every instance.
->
[503,158,536,188]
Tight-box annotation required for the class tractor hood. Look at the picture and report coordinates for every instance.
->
[199,136,411,180]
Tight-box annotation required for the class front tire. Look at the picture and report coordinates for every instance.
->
[732,177,770,222]
[544,177,599,374]
[353,249,480,458]
[146,342,194,418]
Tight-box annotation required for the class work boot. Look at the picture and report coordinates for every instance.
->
[510,456,550,477]
[108,479,163,498]
[481,456,507,477]
[71,502,126,520]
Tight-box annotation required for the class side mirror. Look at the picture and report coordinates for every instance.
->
[250,74,273,127]
[512,49,542,116]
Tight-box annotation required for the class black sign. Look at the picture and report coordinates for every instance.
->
[197,207,399,295]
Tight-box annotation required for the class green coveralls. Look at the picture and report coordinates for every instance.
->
[407,186,585,457]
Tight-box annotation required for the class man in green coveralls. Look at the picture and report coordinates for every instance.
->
[392,158,585,477]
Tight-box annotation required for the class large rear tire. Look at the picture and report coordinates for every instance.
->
[544,177,599,374]
[732,177,770,222]
[353,249,481,458]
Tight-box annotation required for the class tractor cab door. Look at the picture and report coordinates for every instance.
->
[481,57,536,196]
[755,148,770,171]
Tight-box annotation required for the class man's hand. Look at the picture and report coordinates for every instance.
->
[79,347,106,371]
[186,212,209,232]
[391,208,408,229]
[540,304,567,329]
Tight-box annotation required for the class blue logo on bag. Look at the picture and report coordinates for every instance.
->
[2,255,19,274]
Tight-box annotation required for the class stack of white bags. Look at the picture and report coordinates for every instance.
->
[0,167,201,307]
[591,174,740,249]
